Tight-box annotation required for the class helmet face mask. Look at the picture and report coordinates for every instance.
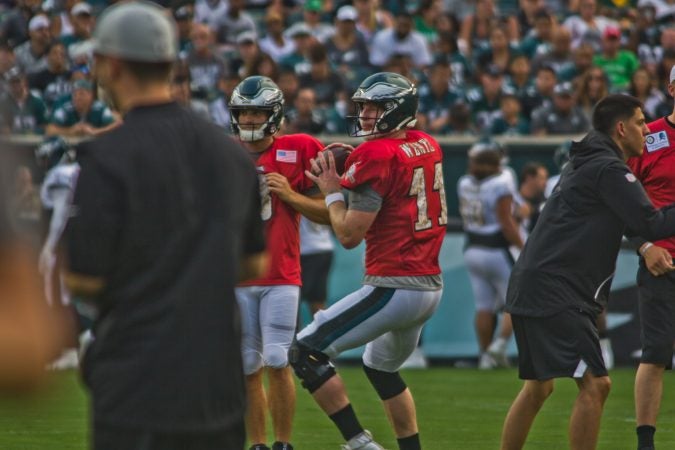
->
[229,76,284,142]
[348,72,418,139]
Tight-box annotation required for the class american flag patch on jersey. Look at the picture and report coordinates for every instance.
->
[276,150,297,163]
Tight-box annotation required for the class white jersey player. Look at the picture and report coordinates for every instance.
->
[458,141,524,369]
[37,137,79,306]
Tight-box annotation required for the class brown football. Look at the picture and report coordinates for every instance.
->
[313,146,351,175]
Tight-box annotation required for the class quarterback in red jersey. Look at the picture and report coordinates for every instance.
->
[229,76,328,450]
[290,72,447,450]
[626,68,675,450]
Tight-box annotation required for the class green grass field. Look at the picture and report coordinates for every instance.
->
[1,367,674,449]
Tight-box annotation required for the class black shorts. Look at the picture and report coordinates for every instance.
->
[300,251,333,303]
[512,308,608,380]
[93,421,245,450]
[637,263,675,368]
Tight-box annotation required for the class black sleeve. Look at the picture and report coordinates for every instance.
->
[598,161,675,242]
[65,152,122,277]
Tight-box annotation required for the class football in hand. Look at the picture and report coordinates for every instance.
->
[313,146,351,176]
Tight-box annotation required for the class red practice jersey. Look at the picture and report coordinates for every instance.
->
[627,116,675,257]
[240,134,322,286]
[340,130,447,277]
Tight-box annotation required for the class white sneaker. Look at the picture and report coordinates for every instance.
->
[487,338,510,368]
[400,347,428,369]
[47,348,79,371]
[478,352,497,370]
[600,338,614,370]
[341,430,386,450]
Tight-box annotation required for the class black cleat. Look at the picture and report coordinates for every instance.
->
[249,445,270,450]
[272,442,294,450]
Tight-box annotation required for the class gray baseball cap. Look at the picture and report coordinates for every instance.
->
[93,1,177,62]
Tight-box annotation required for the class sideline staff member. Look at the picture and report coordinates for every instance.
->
[500,94,675,450]
[65,3,266,450]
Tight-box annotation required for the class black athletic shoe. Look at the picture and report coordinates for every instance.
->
[249,445,270,450]
[638,447,655,450]
[272,442,294,450]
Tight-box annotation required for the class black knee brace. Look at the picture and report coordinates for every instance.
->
[288,340,336,393]
[363,364,407,400]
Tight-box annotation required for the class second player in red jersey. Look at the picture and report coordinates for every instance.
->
[229,76,329,450]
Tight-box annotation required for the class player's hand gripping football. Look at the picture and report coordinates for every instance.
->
[306,144,352,196]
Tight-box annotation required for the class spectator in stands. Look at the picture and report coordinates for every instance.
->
[382,52,424,88]
[174,5,194,56]
[230,31,272,80]
[46,79,118,137]
[49,0,77,38]
[417,58,462,134]
[466,64,504,130]
[490,91,530,135]
[60,2,93,64]
[434,31,472,87]
[209,71,239,130]
[27,41,71,109]
[630,4,660,72]
[369,11,432,70]
[0,0,41,48]
[325,5,371,91]
[458,0,518,56]
[14,14,50,75]
[301,0,335,43]
[0,44,15,97]
[656,48,675,89]
[412,0,443,44]
[520,64,557,119]
[0,67,47,134]
[516,0,546,38]
[353,0,394,46]
[259,11,295,63]
[627,66,666,122]
[277,67,300,105]
[558,42,595,83]
[447,101,475,135]
[214,0,257,47]
[518,162,548,233]
[576,66,610,121]
[518,9,554,60]
[184,23,227,100]
[593,26,639,91]
[505,54,533,98]
[285,86,326,134]
[531,81,590,135]
[298,42,346,109]
[279,23,315,75]
[193,0,228,32]
[562,0,617,50]
[531,26,574,75]
[170,62,211,121]
[474,24,519,75]
[648,26,675,79]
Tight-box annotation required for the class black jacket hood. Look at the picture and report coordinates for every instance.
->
[570,130,624,169]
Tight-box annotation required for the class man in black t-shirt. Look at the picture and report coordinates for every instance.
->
[64,3,266,450]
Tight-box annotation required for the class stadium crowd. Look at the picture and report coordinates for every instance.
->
[0,0,673,138]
